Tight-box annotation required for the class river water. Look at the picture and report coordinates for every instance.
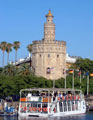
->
[0,112,93,120]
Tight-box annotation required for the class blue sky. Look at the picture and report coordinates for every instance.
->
[0,0,93,66]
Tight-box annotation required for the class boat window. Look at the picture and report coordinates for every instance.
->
[32,103,37,107]
[75,101,78,110]
[60,102,63,112]
[42,103,48,113]
[68,101,71,111]
[72,101,75,111]
[63,102,67,112]
[38,103,41,108]
[42,103,48,107]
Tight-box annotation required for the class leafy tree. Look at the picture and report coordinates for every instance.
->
[16,64,30,75]
[0,67,3,74]
[1,57,93,98]
[2,64,17,76]
[71,58,93,74]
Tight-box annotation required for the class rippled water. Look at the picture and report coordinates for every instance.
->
[0,112,93,120]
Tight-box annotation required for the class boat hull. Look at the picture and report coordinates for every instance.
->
[18,110,86,117]
[0,112,17,117]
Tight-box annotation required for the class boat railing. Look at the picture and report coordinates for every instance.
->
[56,94,82,102]
[19,101,50,114]
[19,96,83,114]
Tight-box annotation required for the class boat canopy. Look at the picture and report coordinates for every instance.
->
[20,88,82,93]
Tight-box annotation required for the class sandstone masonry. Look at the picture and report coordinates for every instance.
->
[32,10,66,80]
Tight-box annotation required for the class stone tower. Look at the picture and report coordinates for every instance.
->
[32,10,66,80]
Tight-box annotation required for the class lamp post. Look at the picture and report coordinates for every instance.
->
[87,75,89,95]
[72,69,74,89]
[65,74,66,89]
[51,67,55,88]
[80,71,81,89]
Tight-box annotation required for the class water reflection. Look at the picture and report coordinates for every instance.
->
[18,114,86,120]
[0,116,17,120]
[0,113,93,120]
[18,116,49,120]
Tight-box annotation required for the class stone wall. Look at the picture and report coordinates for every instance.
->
[32,40,66,80]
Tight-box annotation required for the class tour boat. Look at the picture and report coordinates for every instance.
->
[18,88,86,117]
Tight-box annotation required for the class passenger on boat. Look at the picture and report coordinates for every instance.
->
[4,101,7,111]
[59,92,63,98]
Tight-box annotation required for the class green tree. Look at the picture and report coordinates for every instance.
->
[2,64,17,76]
[6,43,12,64]
[13,41,20,62]
[0,41,7,67]
[16,64,30,75]
[74,58,93,73]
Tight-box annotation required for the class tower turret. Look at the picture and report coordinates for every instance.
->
[44,10,55,42]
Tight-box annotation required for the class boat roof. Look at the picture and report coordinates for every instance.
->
[20,88,82,93]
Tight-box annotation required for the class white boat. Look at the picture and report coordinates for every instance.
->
[18,88,86,117]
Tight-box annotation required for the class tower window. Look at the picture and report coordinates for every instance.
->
[46,67,51,74]
[57,54,59,58]
[48,54,50,58]
[40,54,41,57]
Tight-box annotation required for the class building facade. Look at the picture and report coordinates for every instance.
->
[32,10,66,80]
[66,54,76,69]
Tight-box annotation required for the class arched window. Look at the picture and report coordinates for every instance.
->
[46,67,51,74]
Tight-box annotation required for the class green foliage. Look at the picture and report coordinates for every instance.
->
[55,78,64,88]
[69,58,93,94]
[0,58,93,98]
[13,41,20,51]
[71,58,93,74]
[27,44,32,53]
[0,74,53,98]
[0,73,93,98]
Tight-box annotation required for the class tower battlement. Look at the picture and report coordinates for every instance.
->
[33,40,66,46]
[33,40,42,44]
[55,40,66,46]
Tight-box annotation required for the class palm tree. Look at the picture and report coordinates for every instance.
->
[13,41,20,62]
[0,41,7,67]
[6,43,12,64]
[27,44,32,67]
